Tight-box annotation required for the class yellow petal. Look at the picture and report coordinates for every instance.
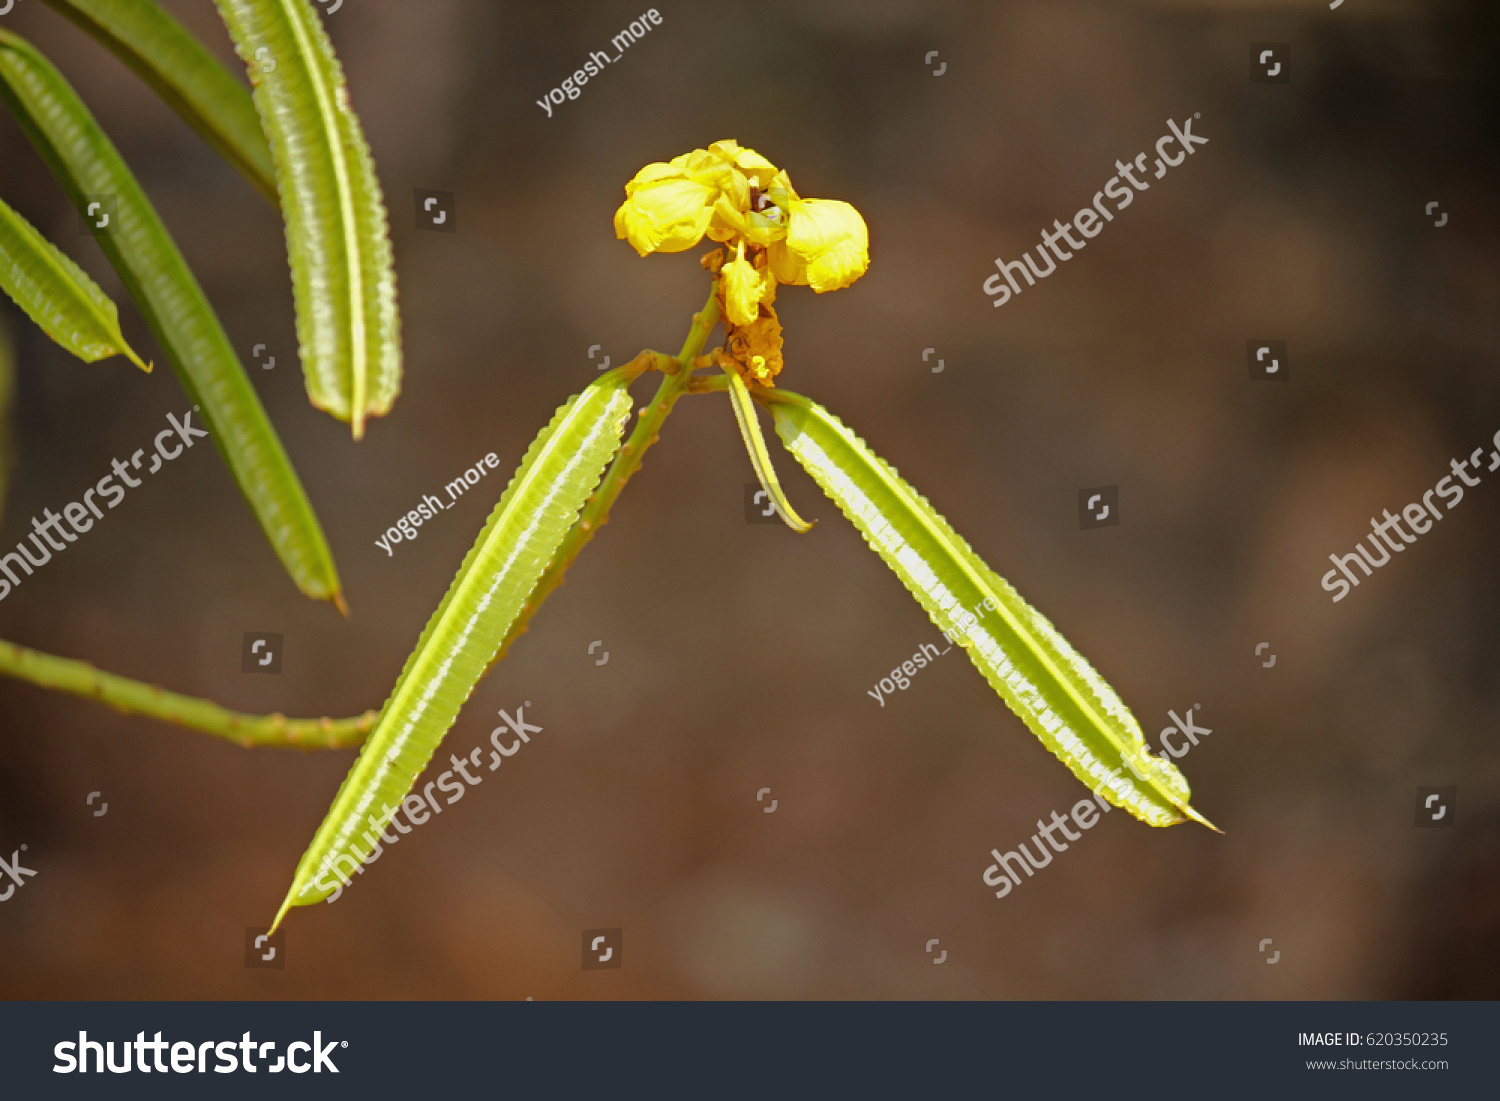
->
[722,245,765,328]
[711,192,748,235]
[767,238,807,285]
[614,177,717,256]
[733,148,778,178]
[726,168,751,213]
[786,199,869,292]
[624,160,685,196]
[743,206,787,248]
[671,147,729,190]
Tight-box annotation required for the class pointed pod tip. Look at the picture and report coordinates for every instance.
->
[120,347,151,373]
[331,591,350,618]
[1184,805,1222,834]
[268,895,293,937]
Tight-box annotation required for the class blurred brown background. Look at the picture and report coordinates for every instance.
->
[1,0,1497,999]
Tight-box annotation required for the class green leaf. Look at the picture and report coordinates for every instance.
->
[214,0,401,439]
[40,0,277,203]
[0,193,149,371]
[0,26,343,606]
[762,388,1214,829]
[271,371,636,929]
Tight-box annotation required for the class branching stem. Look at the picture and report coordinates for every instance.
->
[0,285,725,740]
[0,639,376,748]
[494,282,722,660]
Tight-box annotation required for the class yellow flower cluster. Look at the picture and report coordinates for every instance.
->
[614,140,869,382]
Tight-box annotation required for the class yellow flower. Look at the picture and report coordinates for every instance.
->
[613,162,717,256]
[614,140,791,257]
[615,141,869,298]
[771,199,869,293]
[721,241,768,328]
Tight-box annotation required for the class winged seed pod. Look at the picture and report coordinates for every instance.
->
[760,389,1215,829]
[215,0,402,439]
[272,370,637,929]
[40,0,278,202]
[0,194,149,371]
[0,26,342,606]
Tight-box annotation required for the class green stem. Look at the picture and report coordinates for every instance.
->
[0,639,376,748]
[496,282,722,660]
[0,284,723,741]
